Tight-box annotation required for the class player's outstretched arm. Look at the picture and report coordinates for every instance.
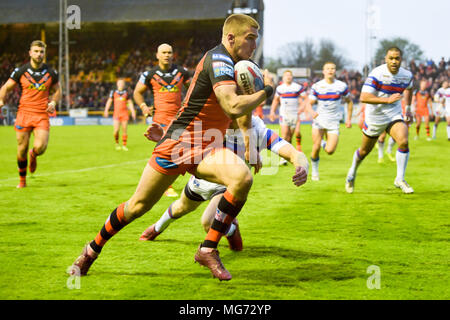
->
[0,79,17,107]
[278,144,309,171]
[278,143,309,187]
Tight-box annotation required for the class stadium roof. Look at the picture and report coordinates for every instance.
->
[0,0,233,24]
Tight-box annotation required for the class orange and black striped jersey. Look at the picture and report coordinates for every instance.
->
[139,64,190,125]
[109,89,130,114]
[415,90,431,110]
[157,44,237,149]
[10,63,58,114]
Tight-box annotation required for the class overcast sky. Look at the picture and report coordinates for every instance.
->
[263,0,450,70]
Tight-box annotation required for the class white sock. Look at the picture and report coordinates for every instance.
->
[447,125,450,139]
[347,149,364,180]
[226,223,237,237]
[378,141,385,159]
[396,148,409,181]
[387,137,395,154]
[155,204,176,232]
[321,140,327,150]
[432,124,437,138]
[311,157,320,176]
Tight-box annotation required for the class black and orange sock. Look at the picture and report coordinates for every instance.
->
[426,126,430,137]
[17,157,27,183]
[114,133,119,144]
[122,134,128,146]
[416,127,420,135]
[296,135,302,150]
[89,202,129,254]
[29,147,39,159]
[202,190,244,249]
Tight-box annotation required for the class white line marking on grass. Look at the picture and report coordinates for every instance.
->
[0,159,148,184]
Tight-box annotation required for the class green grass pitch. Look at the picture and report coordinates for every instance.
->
[0,122,448,300]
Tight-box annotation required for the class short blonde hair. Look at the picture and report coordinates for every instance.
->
[223,14,260,37]
[323,61,336,69]
[30,40,46,49]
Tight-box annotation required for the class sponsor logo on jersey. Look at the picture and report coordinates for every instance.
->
[27,83,47,91]
[212,54,234,65]
[212,61,234,78]
[158,85,179,93]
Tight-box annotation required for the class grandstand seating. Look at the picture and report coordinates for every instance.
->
[0,24,448,112]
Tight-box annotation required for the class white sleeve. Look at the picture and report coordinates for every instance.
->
[342,83,350,97]
[308,83,318,101]
[361,69,379,94]
[406,74,414,90]
[275,85,281,97]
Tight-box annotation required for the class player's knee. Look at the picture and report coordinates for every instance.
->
[201,221,210,233]
[240,171,253,190]
[230,169,253,195]
[34,144,47,155]
[358,148,369,158]
[325,148,335,155]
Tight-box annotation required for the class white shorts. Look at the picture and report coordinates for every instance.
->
[312,115,340,135]
[184,176,226,201]
[434,104,445,117]
[279,112,299,129]
[362,114,404,138]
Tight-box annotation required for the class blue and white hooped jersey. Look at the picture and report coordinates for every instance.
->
[309,79,349,121]
[362,64,413,124]
[224,116,288,158]
[275,82,306,115]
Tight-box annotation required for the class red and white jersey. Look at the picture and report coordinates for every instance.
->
[362,64,413,124]
[434,87,446,102]
[309,79,349,121]
[275,82,306,115]
[441,87,450,108]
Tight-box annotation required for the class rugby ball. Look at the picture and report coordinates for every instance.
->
[234,60,264,94]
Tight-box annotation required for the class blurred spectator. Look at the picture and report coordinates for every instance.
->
[0,30,447,111]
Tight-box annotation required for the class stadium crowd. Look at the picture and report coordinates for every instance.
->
[0,39,448,112]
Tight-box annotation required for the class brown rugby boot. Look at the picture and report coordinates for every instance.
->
[139,223,161,241]
[69,243,98,276]
[29,149,37,174]
[195,245,232,281]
